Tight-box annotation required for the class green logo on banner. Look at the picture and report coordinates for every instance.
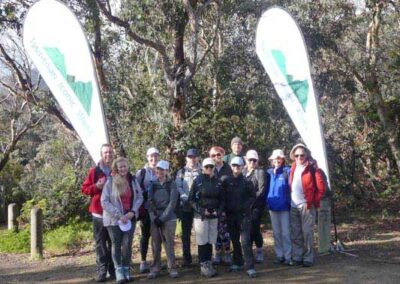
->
[271,50,308,111]
[44,47,93,115]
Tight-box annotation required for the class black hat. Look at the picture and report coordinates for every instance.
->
[186,148,198,157]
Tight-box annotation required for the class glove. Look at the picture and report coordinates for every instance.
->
[154,217,162,227]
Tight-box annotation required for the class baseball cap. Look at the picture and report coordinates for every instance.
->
[230,156,244,166]
[146,147,160,156]
[156,160,169,170]
[202,158,215,167]
[186,148,198,157]
[246,150,259,160]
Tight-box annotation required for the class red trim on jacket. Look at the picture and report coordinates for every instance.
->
[81,167,106,214]
[289,161,326,209]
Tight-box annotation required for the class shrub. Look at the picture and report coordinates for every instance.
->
[0,228,30,253]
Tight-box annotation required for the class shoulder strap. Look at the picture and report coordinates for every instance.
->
[139,168,146,190]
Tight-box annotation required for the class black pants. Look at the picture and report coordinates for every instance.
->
[250,209,264,248]
[180,210,194,262]
[93,216,114,277]
[140,212,151,261]
[198,243,213,263]
[227,213,254,270]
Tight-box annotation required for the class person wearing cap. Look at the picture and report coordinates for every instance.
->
[147,160,179,279]
[266,149,292,266]
[101,157,143,284]
[243,150,267,263]
[189,157,224,277]
[223,137,245,166]
[81,144,115,282]
[289,143,326,267]
[209,146,232,265]
[135,147,160,273]
[175,148,202,266]
[222,156,257,277]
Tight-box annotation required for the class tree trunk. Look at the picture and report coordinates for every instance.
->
[365,2,400,174]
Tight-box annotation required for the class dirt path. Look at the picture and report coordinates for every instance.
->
[1,217,399,283]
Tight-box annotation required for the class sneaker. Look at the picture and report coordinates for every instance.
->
[169,269,179,278]
[228,264,242,272]
[182,258,192,267]
[292,260,303,266]
[213,253,222,265]
[200,261,216,277]
[285,259,294,266]
[273,257,285,264]
[95,274,107,283]
[147,271,159,279]
[140,261,150,274]
[247,268,257,278]
[255,249,264,263]
[223,253,232,265]
[207,261,218,277]
[302,261,313,267]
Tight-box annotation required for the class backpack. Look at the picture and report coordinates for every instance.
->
[94,166,103,183]
[137,168,148,220]
[309,164,330,198]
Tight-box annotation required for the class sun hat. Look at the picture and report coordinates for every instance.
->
[289,143,309,160]
[156,160,169,170]
[202,158,215,167]
[268,149,285,160]
[146,147,160,156]
[246,150,259,160]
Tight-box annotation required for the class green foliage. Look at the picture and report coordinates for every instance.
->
[0,228,30,253]
[45,219,92,254]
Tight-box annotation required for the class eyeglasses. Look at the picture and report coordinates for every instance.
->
[294,154,305,158]
[231,164,242,168]
[211,153,222,158]
[249,159,257,163]
[204,165,214,169]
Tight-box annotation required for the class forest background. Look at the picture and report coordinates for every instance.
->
[0,0,399,241]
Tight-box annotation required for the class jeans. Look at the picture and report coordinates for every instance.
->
[107,224,135,267]
[140,212,151,261]
[227,214,254,270]
[290,204,316,263]
[180,210,194,262]
[93,216,114,277]
[270,210,291,261]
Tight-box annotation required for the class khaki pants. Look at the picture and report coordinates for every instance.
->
[150,220,177,272]
[290,204,316,263]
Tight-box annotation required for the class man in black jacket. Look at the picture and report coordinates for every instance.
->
[222,156,257,278]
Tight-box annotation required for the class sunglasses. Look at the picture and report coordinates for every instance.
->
[204,165,214,169]
[231,164,242,168]
[249,159,258,163]
[211,153,222,158]
[294,154,305,158]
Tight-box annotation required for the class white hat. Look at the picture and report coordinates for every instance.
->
[230,156,244,166]
[246,150,259,160]
[202,158,215,167]
[289,143,309,160]
[146,147,160,156]
[268,149,285,160]
[156,160,169,170]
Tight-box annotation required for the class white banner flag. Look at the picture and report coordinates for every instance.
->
[256,7,330,185]
[23,0,108,163]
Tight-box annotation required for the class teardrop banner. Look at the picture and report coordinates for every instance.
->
[23,0,108,163]
[256,7,331,253]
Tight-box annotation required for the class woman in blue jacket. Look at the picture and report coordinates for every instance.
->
[266,149,293,266]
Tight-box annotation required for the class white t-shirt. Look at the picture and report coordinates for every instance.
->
[291,164,306,208]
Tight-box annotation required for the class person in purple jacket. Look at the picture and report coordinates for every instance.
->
[266,149,293,266]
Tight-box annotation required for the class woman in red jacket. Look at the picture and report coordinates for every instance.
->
[289,143,326,267]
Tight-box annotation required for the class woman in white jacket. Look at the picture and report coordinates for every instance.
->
[101,157,143,284]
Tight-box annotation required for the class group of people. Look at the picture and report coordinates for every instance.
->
[81,137,327,283]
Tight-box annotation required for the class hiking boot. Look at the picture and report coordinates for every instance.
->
[122,266,133,282]
[255,248,264,263]
[213,252,222,265]
[223,252,232,265]
[182,258,192,267]
[200,261,217,277]
[169,268,179,278]
[273,257,285,264]
[139,261,149,274]
[147,270,159,279]
[115,266,126,284]
[302,261,313,267]
[247,268,257,278]
[228,264,242,272]
[95,274,107,283]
